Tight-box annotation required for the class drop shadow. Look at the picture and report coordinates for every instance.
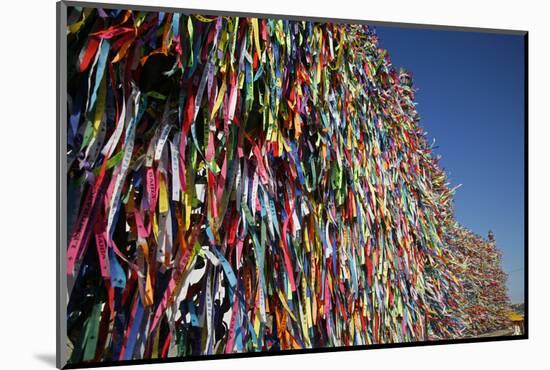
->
[34,353,57,367]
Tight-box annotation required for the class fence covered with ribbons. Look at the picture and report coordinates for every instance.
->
[65,6,507,364]
[444,225,510,336]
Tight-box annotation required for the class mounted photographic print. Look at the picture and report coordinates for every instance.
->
[56,1,528,368]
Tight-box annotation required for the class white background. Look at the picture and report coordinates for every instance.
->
[0,0,545,368]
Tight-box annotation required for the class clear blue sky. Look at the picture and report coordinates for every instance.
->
[374,25,525,303]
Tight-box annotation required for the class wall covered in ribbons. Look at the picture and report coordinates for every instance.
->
[59,2,527,368]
